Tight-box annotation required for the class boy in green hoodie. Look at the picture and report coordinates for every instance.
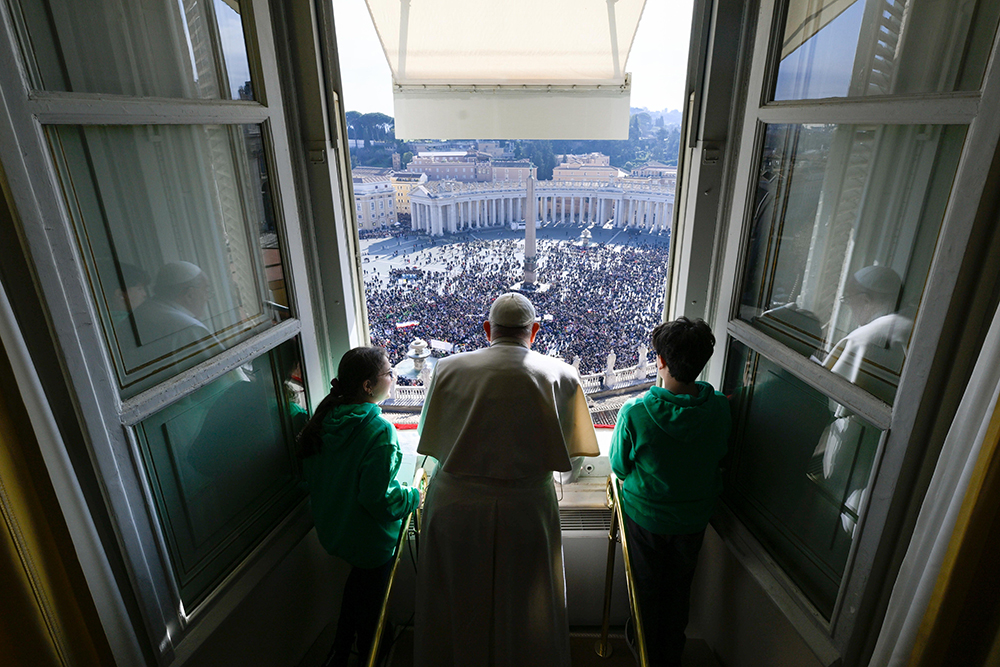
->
[610,317,731,667]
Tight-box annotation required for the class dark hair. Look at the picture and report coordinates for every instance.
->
[297,347,388,458]
[651,317,715,384]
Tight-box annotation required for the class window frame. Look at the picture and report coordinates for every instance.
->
[703,0,1000,660]
[0,0,363,662]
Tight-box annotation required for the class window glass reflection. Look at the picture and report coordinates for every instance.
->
[136,339,307,608]
[724,341,883,618]
[48,124,289,397]
[740,123,966,403]
[7,0,254,99]
[775,0,1000,100]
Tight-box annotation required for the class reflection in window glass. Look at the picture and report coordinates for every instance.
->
[739,123,966,403]
[7,0,254,100]
[775,0,1000,100]
[724,341,883,618]
[136,339,308,609]
[48,124,290,397]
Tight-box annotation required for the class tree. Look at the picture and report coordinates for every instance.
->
[528,141,556,180]
[362,112,394,143]
[345,110,362,141]
[402,151,413,168]
[635,112,653,138]
[663,126,681,166]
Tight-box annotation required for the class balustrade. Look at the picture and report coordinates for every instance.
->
[384,348,657,406]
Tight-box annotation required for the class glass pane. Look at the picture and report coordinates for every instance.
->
[48,124,290,397]
[739,123,966,403]
[724,341,883,618]
[136,339,308,608]
[775,0,1000,100]
[7,0,254,99]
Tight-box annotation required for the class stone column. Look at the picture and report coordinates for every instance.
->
[524,176,537,284]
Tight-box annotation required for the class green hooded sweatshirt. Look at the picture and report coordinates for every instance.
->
[610,383,731,535]
[303,402,420,568]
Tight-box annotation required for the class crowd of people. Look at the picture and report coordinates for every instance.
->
[357,226,415,240]
[363,230,670,377]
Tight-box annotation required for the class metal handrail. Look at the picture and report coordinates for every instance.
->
[595,475,649,665]
[365,467,427,667]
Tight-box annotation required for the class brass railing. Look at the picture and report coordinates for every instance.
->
[595,475,649,665]
[365,467,427,667]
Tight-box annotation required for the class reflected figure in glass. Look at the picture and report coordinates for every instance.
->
[132,261,225,368]
[822,265,912,403]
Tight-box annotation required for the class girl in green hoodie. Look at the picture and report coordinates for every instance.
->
[298,347,421,667]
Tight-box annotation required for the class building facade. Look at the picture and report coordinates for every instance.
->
[389,172,427,218]
[407,150,492,182]
[409,178,673,235]
[352,176,396,229]
[552,153,629,181]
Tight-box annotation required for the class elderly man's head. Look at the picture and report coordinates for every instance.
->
[843,265,902,326]
[484,292,540,345]
[155,261,212,318]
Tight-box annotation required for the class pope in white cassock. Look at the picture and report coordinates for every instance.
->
[414,292,599,666]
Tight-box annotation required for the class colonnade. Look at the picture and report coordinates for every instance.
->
[409,182,674,236]
[411,194,524,235]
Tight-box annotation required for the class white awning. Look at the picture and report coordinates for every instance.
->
[364,0,646,139]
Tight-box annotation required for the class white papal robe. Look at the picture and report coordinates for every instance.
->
[414,338,599,667]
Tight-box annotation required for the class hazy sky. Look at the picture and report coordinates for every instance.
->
[331,0,695,115]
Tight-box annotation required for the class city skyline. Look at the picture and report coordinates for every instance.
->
[333,0,694,117]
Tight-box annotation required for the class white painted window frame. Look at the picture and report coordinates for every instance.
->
[0,0,362,662]
[702,0,1000,661]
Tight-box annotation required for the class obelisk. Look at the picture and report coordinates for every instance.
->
[523,176,537,285]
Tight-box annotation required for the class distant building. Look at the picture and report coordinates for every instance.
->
[392,152,401,170]
[553,153,628,182]
[491,159,536,183]
[476,141,508,158]
[351,165,393,179]
[409,178,672,236]
[633,161,676,179]
[353,175,395,230]
[408,151,492,182]
[390,172,428,218]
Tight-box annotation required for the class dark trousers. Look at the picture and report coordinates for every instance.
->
[624,514,705,667]
[324,558,394,667]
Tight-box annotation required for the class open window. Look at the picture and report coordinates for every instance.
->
[702,0,1000,660]
[0,0,349,659]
